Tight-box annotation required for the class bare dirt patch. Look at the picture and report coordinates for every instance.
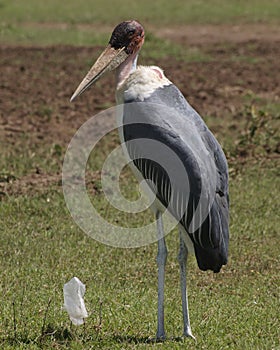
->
[0,25,279,196]
[0,171,61,198]
[155,23,280,45]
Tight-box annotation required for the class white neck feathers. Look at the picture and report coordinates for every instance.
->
[116,66,172,104]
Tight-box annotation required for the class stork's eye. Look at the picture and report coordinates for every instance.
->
[127,29,136,36]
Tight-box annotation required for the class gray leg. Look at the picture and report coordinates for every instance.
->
[178,231,195,339]
[156,212,168,340]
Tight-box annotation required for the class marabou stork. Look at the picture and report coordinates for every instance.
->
[70,20,229,340]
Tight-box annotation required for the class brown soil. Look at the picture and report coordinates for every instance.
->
[155,23,280,45]
[0,25,279,195]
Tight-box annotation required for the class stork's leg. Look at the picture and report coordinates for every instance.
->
[156,211,168,340]
[178,231,195,339]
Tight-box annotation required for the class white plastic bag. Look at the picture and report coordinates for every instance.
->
[63,277,88,325]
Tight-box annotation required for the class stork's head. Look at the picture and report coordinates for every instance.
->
[109,20,145,55]
[70,20,145,101]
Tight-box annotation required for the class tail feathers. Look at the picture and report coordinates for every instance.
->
[193,194,229,273]
[194,245,228,273]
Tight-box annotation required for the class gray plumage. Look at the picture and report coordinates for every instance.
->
[122,84,229,272]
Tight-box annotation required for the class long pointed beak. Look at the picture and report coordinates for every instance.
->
[70,45,129,101]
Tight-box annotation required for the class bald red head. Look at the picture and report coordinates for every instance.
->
[109,20,145,55]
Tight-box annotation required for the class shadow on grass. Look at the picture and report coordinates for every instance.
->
[41,323,74,342]
[3,325,74,348]
[4,336,34,347]
[113,334,186,344]
[2,326,193,347]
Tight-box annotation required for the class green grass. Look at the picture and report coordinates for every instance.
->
[0,141,61,178]
[0,23,211,62]
[1,0,280,25]
[1,0,280,46]
[0,160,279,349]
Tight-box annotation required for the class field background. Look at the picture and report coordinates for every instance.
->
[0,1,279,349]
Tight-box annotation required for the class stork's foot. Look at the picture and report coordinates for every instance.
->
[183,328,196,341]
[147,335,166,343]
[154,332,166,342]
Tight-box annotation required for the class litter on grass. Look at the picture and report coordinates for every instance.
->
[63,277,88,325]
